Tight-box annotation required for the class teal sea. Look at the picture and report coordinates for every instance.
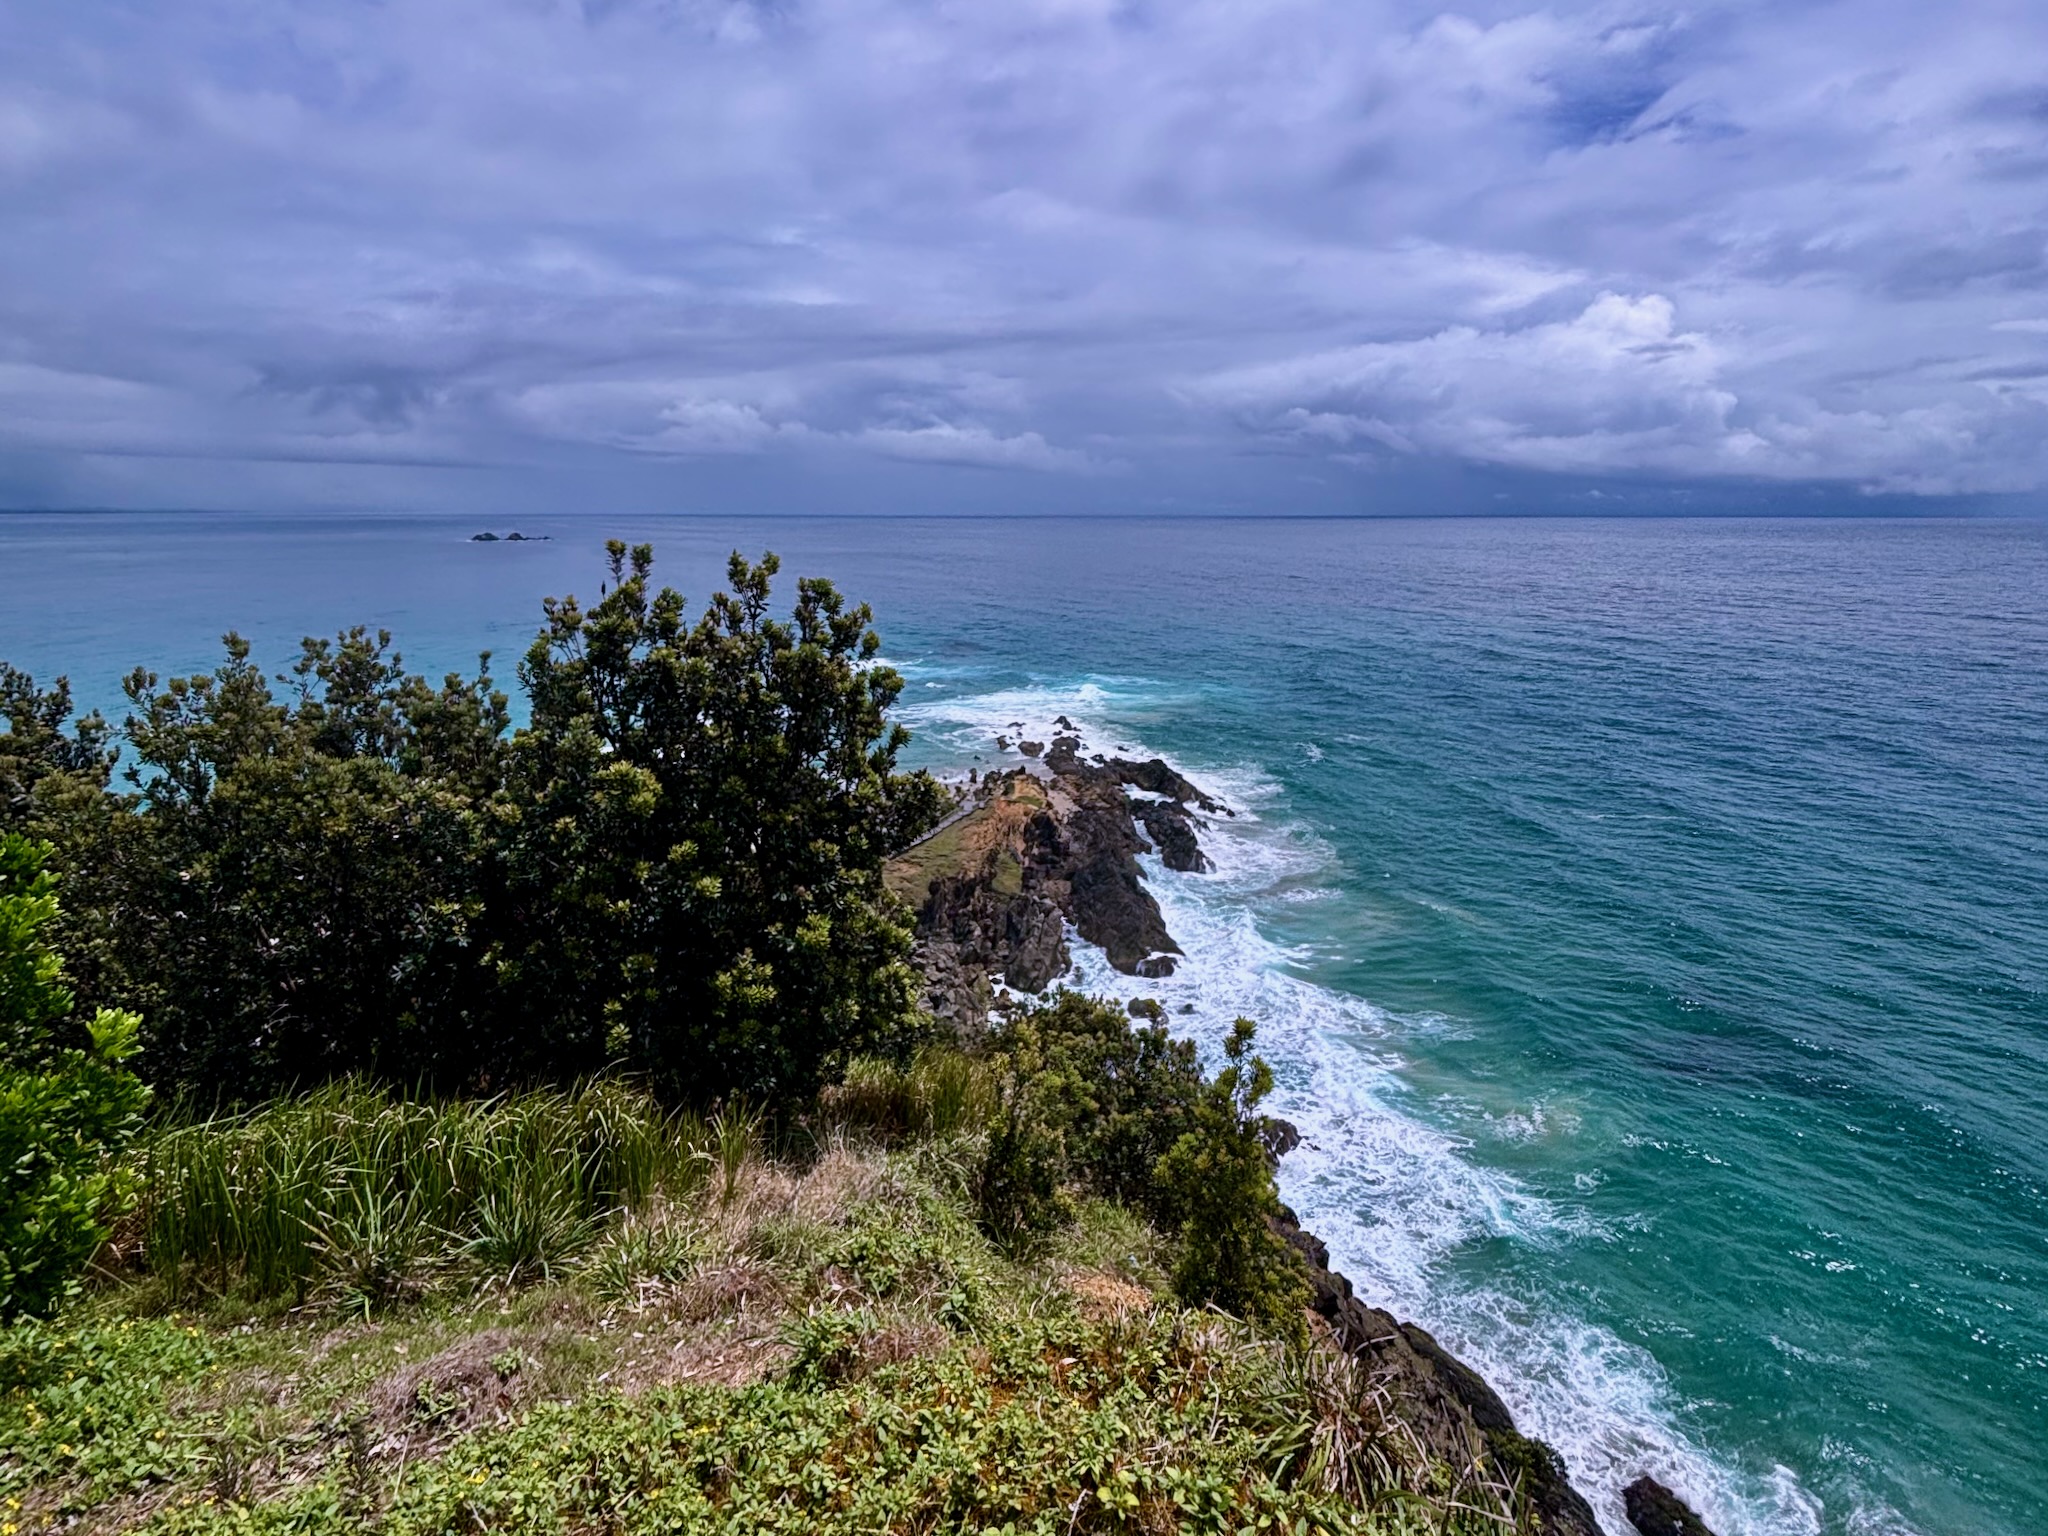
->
[4,511,2044,1536]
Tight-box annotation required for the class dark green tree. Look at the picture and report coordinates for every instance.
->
[1,546,944,1104]
[987,990,1205,1216]
[94,631,510,1094]
[503,543,947,1098]
[0,667,115,836]
[1154,1018,1310,1342]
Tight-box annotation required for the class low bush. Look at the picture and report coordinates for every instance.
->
[0,834,151,1321]
[975,994,1308,1334]
[141,1307,1474,1536]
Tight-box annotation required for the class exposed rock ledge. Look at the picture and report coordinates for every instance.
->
[884,730,1718,1536]
[885,734,1225,1031]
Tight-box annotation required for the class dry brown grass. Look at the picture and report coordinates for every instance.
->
[1065,1269,1155,1321]
[366,1326,551,1451]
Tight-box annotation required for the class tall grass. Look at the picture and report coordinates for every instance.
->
[137,1080,707,1304]
[819,1048,998,1142]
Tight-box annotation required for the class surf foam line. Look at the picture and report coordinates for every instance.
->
[893,677,1912,1536]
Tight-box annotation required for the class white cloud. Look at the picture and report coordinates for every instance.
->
[854,422,1097,473]
[510,382,807,455]
[1195,294,1737,475]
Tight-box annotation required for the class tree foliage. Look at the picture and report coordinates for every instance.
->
[980,995,1308,1335]
[0,835,149,1320]
[0,546,945,1104]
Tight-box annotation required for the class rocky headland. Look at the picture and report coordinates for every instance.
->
[885,729,1719,1536]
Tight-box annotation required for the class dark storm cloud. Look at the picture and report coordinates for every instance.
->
[2,0,2047,511]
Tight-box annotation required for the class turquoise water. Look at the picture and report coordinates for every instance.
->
[4,512,2045,1536]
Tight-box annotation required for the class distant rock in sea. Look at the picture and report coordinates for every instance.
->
[471,531,551,542]
[470,531,499,542]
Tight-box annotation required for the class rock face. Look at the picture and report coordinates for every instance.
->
[886,733,1229,1028]
[1272,1205,1603,1536]
[1624,1477,1718,1536]
[1109,756,1231,815]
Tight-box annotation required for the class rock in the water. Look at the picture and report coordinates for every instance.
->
[1128,997,1165,1021]
[470,531,500,541]
[995,735,1011,751]
[1018,739,1044,757]
[1259,1116,1301,1160]
[1110,756,1230,814]
[1623,1477,1717,1536]
[1135,799,1211,872]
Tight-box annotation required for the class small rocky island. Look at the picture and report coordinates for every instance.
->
[469,530,550,541]
[886,728,1720,1536]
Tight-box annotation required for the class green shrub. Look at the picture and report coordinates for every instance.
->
[987,991,1205,1221]
[977,996,1307,1341]
[1154,1019,1310,1344]
[0,834,150,1321]
[972,1088,1072,1253]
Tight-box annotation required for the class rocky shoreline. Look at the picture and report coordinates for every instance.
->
[886,731,1718,1536]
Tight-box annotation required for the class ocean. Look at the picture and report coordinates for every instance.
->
[4,510,2044,1536]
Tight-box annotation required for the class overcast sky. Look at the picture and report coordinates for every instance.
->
[4,0,2047,515]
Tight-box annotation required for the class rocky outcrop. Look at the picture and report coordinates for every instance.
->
[1038,739,1183,973]
[1624,1477,1718,1536]
[1273,1205,1603,1536]
[1109,756,1231,815]
[887,733,1229,1021]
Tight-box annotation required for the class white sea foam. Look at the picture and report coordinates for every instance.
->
[898,673,1912,1536]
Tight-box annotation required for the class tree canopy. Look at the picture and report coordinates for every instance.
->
[0,544,947,1105]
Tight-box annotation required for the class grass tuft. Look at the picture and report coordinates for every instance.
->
[135,1080,701,1305]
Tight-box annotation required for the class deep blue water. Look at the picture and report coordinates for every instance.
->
[4,511,2045,1536]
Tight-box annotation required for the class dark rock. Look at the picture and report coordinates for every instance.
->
[1002,895,1070,993]
[995,735,1011,751]
[1018,740,1044,758]
[1050,734,1082,755]
[1267,1202,1602,1536]
[1028,745,1182,975]
[1135,799,1211,872]
[1398,1321,1517,1435]
[1054,714,1076,730]
[1128,997,1165,1021]
[911,871,1071,1035]
[1259,1116,1301,1160]
[1109,756,1230,815]
[1624,1477,1717,1536]
[471,531,500,541]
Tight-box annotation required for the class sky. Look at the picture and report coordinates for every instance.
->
[3,0,2047,516]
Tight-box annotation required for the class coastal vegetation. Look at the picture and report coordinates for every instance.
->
[0,546,1578,1532]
